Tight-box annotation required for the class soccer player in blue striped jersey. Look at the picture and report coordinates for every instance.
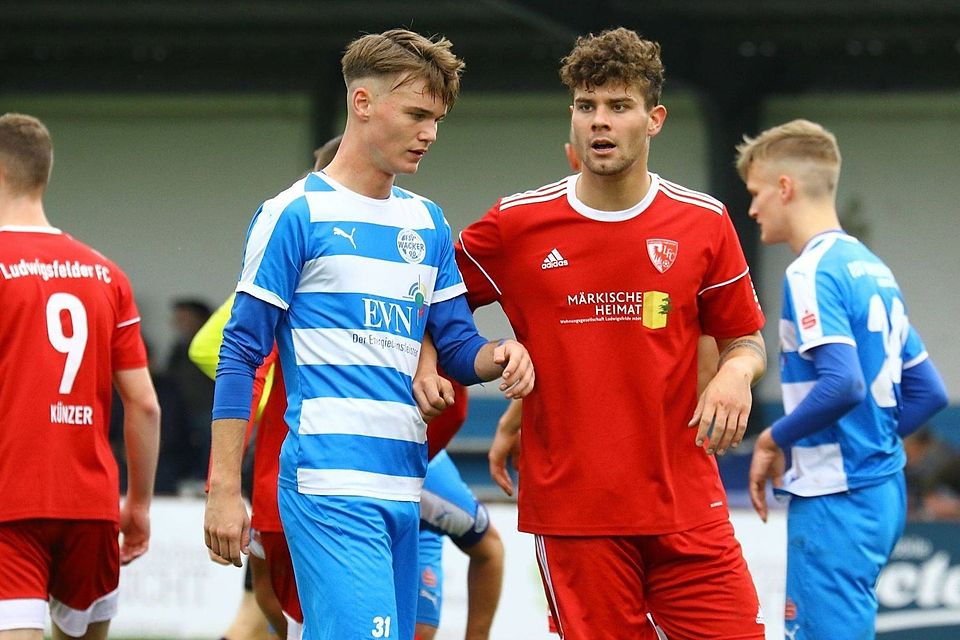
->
[204,29,534,640]
[741,119,948,640]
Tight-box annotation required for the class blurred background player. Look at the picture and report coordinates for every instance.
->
[742,119,949,640]
[0,113,161,640]
[454,28,767,639]
[164,297,215,488]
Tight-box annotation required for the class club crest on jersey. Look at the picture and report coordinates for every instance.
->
[646,239,678,274]
[397,228,426,264]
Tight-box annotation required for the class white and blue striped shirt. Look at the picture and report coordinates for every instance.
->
[237,172,467,502]
[779,231,927,496]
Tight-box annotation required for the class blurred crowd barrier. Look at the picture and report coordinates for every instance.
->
[89,498,960,639]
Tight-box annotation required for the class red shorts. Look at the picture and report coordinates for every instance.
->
[0,519,120,634]
[536,518,765,640]
[258,530,303,623]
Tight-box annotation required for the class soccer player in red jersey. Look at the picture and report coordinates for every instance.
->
[453,29,768,639]
[0,113,160,640]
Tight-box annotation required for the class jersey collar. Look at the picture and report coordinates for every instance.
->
[0,225,62,234]
[566,173,661,222]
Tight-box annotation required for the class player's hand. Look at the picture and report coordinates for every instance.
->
[206,547,233,565]
[494,340,535,399]
[203,488,250,568]
[412,369,456,422]
[489,427,521,496]
[748,427,785,523]
[688,358,753,455]
[119,500,151,565]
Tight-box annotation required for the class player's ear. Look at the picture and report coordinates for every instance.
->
[350,85,374,121]
[778,174,795,202]
[647,104,667,137]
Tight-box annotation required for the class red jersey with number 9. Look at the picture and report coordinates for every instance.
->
[0,227,147,523]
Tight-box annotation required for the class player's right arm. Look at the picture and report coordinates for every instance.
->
[489,399,522,496]
[413,332,456,420]
[114,366,161,564]
[205,292,282,567]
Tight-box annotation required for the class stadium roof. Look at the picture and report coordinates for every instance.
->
[2,0,959,94]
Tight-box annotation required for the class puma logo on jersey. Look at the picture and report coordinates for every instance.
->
[541,248,568,270]
[333,226,357,249]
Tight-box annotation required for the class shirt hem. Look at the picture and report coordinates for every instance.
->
[517,510,728,536]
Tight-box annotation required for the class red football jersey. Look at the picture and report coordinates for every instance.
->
[0,226,147,523]
[456,174,764,535]
[250,359,287,532]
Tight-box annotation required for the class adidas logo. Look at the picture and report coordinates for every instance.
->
[541,248,569,270]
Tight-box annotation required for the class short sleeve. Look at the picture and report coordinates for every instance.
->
[111,266,148,371]
[236,196,311,310]
[902,325,929,369]
[455,201,505,310]
[698,207,765,339]
[786,263,856,355]
[427,203,467,304]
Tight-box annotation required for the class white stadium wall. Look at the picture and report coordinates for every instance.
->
[3,91,957,403]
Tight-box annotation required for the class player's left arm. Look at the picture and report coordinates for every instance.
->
[689,331,766,455]
[898,355,948,437]
[114,366,161,564]
[427,294,534,399]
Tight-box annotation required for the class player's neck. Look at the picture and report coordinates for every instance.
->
[323,135,395,200]
[576,163,652,211]
[790,202,842,254]
[0,194,50,228]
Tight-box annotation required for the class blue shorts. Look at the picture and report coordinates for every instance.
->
[278,487,420,640]
[416,528,444,628]
[784,472,906,640]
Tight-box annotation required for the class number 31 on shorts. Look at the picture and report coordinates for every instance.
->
[371,615,392,638]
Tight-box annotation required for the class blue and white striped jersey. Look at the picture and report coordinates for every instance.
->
[237,172,467,502]
[779,231,926,496]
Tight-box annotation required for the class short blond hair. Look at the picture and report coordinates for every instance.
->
[0,113,53,195]
[341,29,465,108]
[736,119,841,197]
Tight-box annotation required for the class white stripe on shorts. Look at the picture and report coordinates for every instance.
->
[0,598,46,631]
[535,534,564,638]
[49,588,118,637]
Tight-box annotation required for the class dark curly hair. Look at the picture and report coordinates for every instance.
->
[559,28,665,108]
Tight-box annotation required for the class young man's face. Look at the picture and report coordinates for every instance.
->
[745,161,789,245]
[569,82,664,178]
[366,74,447,177]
